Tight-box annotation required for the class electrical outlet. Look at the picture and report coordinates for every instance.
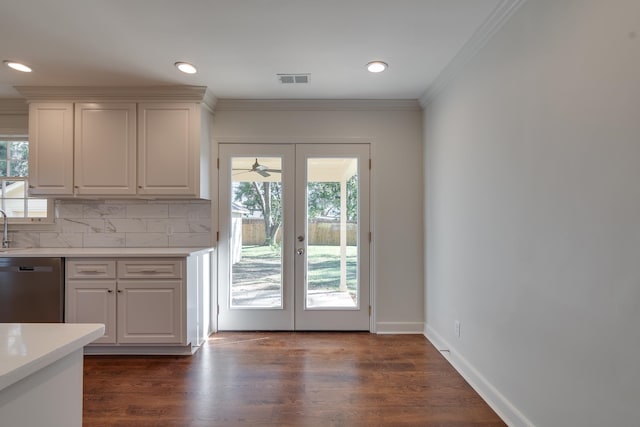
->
[454,320,461,338]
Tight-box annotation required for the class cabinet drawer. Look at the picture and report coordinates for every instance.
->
[67,259,116,279]
[117,259,183,279]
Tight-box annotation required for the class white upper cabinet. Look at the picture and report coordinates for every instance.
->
[19,86,213,199]
[28,103,74,195]
[74,103,137,195]
[138,102,209,198]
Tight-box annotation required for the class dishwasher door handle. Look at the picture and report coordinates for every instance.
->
[2,266,55,273]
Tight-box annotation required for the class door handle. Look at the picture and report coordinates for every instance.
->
[296,248,305,255]
[297,235,304,242]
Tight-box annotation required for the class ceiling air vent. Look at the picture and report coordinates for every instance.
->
[277,74,310,84]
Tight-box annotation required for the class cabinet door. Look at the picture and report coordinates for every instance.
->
[137,103,199,196]
[117,280,184,344]
[74,103,137,195]
[66,280,117,344]
[28,103,74,195]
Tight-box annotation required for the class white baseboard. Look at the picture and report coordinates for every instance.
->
[424,324,535,427]
[84,344,197,356]
[375,321,425,334]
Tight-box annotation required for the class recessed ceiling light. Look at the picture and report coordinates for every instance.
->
[3,60,32,73]
[175,61,197,74]
[366,61,388,73]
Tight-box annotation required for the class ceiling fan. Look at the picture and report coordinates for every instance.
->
[233,158,282,178]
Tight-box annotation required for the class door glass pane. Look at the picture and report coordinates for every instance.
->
[230,157,283,308]
[306,158,358,309]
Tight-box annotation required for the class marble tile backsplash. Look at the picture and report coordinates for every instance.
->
[11,199,212,248]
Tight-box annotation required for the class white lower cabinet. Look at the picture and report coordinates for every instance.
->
[66,280,117,344]
[65,257,204,354]
[116,279,182,344]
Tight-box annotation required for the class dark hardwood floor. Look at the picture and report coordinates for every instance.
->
[83,332,506,426]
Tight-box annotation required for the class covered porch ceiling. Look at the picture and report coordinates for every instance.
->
[231,157,358,183]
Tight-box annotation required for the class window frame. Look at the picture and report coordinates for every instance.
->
[0,136,54,225]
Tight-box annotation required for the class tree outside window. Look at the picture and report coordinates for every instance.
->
[0,140,28,177]
[232,175,358,247]
[0,139,50,221]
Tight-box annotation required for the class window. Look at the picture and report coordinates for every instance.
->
[0,137,52,223]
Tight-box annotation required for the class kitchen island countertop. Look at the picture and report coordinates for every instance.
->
[0,323,104,392]
[0,323,104,427]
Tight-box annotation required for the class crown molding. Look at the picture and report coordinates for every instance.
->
[215,136,372,145]
[202,90,218,111]
[419,0,527,108]
[215,98,422,112]
[13,85,217,109]
[0,98,28,114]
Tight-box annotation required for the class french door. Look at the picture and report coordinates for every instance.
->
[218,143,370,330]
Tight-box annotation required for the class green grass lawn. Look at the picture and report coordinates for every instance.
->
[236,245,358,293]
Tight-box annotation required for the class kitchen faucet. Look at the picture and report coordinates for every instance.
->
[0,209,8,248]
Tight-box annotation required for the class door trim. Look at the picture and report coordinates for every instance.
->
[214,139,375,332]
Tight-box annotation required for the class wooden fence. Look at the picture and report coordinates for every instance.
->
[241,218,357,245]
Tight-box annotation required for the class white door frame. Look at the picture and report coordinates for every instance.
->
[215,139,374,332]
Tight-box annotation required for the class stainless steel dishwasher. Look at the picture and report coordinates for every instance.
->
[0,257,64,322]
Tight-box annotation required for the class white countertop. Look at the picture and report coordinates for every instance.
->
[0,247,214,258]
[0,323,105,392]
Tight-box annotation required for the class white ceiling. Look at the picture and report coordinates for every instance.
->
[0,0,504,100]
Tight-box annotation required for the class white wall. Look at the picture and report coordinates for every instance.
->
[213,101,424,332]
[0,99,28,134]
[424,0,640,425]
